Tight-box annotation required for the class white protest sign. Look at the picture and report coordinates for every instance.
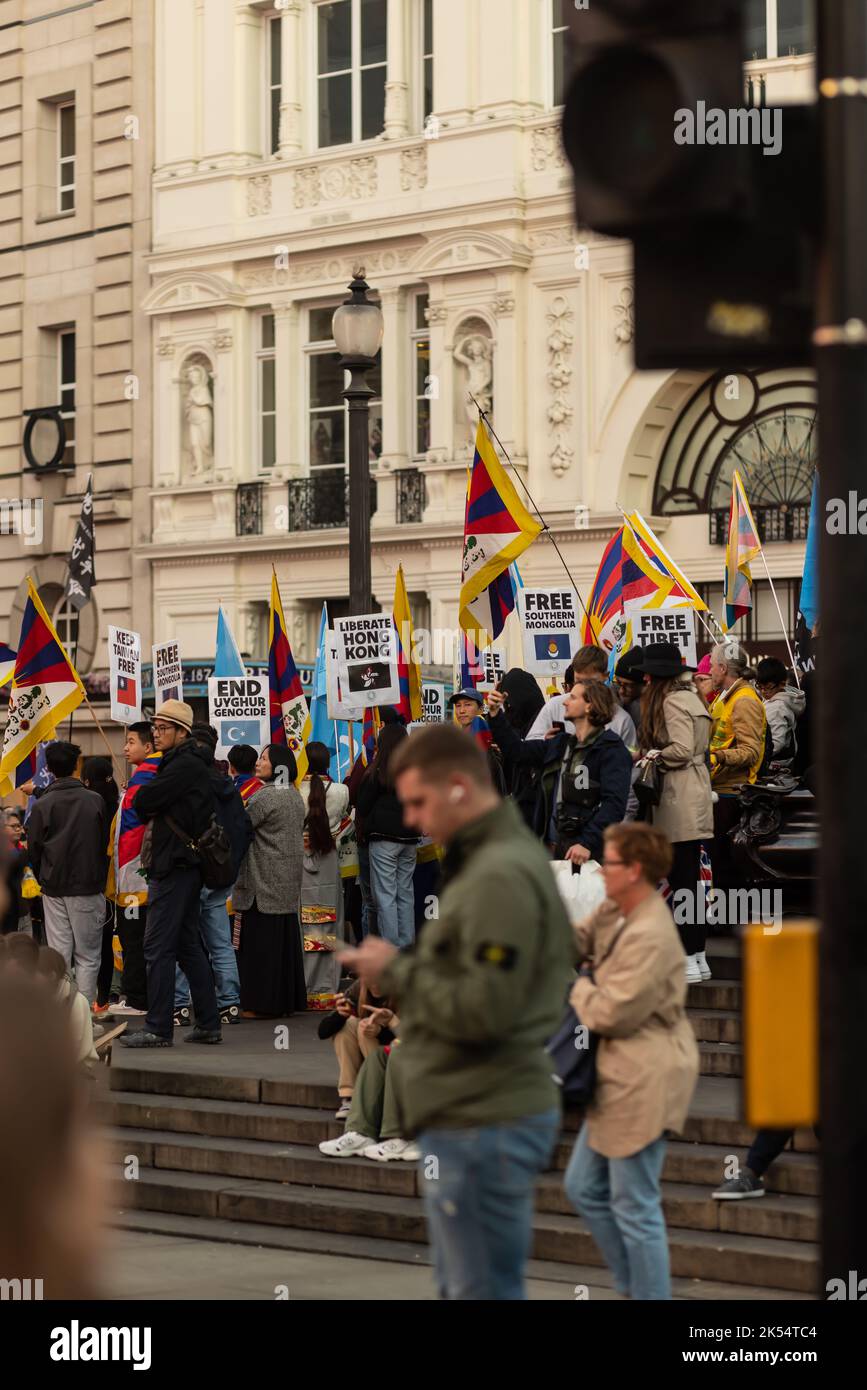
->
[152,641,183,709]
[326,636,364,722]
[208,675,270,758]
[407,721,428,736]
[519,588,579,675]
[334,613,400,707]
[477,646,505,694]
[109,626,141,723]
[421,683,446,723]
[628,603,698,667]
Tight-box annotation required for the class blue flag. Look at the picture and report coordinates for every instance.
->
[310,604,335,753]
[799,473,819,630]
[215,607,245,678]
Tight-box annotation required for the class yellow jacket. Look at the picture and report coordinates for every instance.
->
[709,679,766,793]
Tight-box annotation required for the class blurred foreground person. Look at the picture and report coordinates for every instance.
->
[564,823,699,1300]
[340,725,572,1300]
[0,970,103,1298]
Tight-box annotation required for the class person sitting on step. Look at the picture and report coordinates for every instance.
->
[318,1033,420,1163]
[317,978,399,1119]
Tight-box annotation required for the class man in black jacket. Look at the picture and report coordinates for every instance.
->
[26,742,107,1004]
[119,700,221,1048]
[173,724,252,1027]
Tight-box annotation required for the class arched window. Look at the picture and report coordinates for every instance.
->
[51,594,80,656]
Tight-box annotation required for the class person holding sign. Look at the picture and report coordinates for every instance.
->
[632,643,714,984]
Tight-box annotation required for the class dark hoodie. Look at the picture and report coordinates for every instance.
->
[499,668,545,737]
[134,738,216,879]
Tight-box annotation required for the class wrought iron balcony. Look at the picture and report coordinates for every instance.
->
[286,472,378,532]
[236,481,263,536]
[709,503,810,546]
[396,468,426,524]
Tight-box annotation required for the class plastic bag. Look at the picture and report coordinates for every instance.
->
[550,858,607,923]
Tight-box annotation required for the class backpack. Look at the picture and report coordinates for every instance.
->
[165,813,235,889]
[757,717,775,779]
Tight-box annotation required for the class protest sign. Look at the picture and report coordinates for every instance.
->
[628,603,698,667]
[334,614,399,707]
[109,626,141,723]
[326,636,364,722]
[152,641,183,708]
[421,683,446,723]
[519,589,579,674]
[208,675,270,758]
[476,645,505,693]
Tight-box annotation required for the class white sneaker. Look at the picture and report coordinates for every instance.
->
[319,1130,371,1157]
[363,1138,411,1162]
[685,954,703,985]
[108,1000,147,1016]
[696,951,712,981]
[401,1142,422,1161]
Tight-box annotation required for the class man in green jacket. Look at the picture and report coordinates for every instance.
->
[339,724,573,1300]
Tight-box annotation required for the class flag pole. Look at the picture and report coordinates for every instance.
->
[82,693,125,781]
[469,397,599,640]
[758,550,802,690]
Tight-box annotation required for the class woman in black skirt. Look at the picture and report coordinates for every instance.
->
[234,744,306,1017]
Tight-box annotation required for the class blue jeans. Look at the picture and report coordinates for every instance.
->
[368,839,416,948]
[175,885,239,1011]
[418,1109,560,1300]
[357,842,377,939]
[564,1124,671,1299]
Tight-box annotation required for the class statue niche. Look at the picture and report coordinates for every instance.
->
[180,356,215,482]
[453,317,494,452]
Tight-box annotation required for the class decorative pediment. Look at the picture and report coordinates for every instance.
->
[142,271,244,315]
[409,229,532,276]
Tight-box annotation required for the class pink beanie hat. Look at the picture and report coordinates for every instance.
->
[696,654,712,676]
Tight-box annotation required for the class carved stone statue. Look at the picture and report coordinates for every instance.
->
[182,360,214,479]
[454,327,493,446]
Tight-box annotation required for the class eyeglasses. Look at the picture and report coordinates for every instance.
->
[602,858,627,868]
[151,723,172,734]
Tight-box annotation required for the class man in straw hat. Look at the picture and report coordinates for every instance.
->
[119,700,221,1048]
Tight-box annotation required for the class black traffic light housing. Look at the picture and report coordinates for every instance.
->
[561,0,820,367]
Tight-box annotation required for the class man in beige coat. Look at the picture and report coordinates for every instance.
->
[564,822,699,1300]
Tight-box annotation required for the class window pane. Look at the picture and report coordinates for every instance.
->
[415,339,430,395]
[310,410,345,467]
[552,30,565,107]
[415,293,429,330]
[270,16,282,84]
[261,358,275,413]
[61,333,75,383]
[361,0,387,66]
[424,0,433,54]
[743,0,767,59]
[309,306,337,342]
[261,313,275,349]
[262,413,276,469]
[318,0,352,75]
[61,388,75,413]
[271,88,281,152]
[310,352,344,409]
[60,104,75,158]
[60,183,75,212]
[416,397,430,457]
[424,55,433,122]
[777,0,812,55]
[369,401,383,460]
[319,72,352,147]
[367,350,382,399]
[361,65,386,140]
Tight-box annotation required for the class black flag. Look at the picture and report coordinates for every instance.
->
[65,473,95,610]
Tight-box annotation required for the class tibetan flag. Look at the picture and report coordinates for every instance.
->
[624,512,707,612]
[106,752,162,906]
[393,565,423,724]
[268,573,311,779]
[459,419,543,648]
[361,706,381,764]
[233,772,265,806]
[456,629,484,691]
[582,527,624,648]
[0,642,15,687]
[723,471,762,632]
[0,580,85,794]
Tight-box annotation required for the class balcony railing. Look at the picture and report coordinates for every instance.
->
[236,481,263,536]
[286,472,378,532]
[709,503,810,546]
[396,468,426,524]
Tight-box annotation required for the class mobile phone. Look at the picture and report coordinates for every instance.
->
[551,721,565,733]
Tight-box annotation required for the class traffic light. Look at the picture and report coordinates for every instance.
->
[561,0,820,368]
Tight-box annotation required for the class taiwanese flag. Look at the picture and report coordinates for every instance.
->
[117,675,137,708]
[0,579,84,794]
[268,571,311,780]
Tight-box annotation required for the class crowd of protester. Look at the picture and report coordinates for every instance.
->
[0,635,812,1299]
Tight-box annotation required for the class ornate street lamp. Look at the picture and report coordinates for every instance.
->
[332,271,383,614]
